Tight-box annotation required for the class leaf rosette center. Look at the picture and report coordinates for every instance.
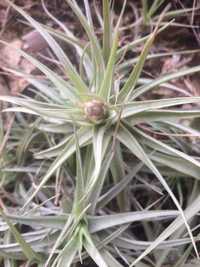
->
[83,99,108,123]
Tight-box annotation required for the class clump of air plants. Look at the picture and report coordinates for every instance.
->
[1,0,200,267]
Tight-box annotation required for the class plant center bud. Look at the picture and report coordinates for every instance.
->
[84,99,108,123]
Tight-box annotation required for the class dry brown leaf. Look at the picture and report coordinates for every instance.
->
[0,38,36,94]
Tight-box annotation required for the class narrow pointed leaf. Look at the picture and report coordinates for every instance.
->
[83,228,108,267]
[130,194,200,266]
[117,124,198,256]
[56,237,79,267]
[7,0,89,95]
[0,210,43,262]
[98,31,118,100]
[23,128,92,208]
[134,127,200,178]
[132,65,200,99]
[118,28,157,103]
[0,41,78,101]
[103,0,111,63]
[73,126,85,214]
[121,97,200,119]
[89,210,178,233]
[66,0,104,81]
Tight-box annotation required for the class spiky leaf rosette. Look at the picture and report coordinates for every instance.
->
[1,1,200,266]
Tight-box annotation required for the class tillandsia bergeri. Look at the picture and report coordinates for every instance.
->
[1,0,200,266]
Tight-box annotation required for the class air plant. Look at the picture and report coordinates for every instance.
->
[1,0,200,266]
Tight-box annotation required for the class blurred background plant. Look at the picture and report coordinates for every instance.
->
[0,0,200,266]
